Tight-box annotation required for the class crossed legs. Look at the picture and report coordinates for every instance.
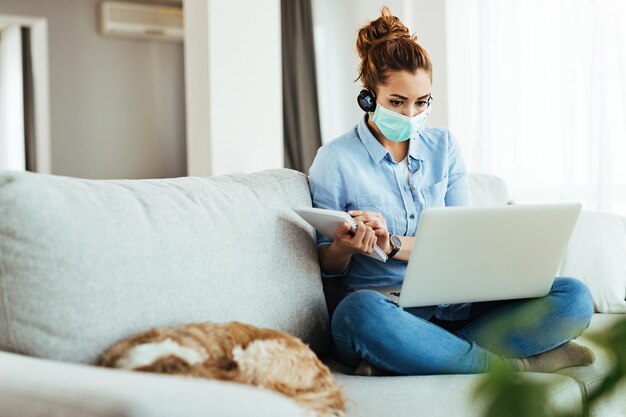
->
[331,278,594,375]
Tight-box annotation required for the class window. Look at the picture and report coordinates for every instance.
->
[446,0,626,215]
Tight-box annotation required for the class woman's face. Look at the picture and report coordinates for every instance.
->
[375,69,432,118]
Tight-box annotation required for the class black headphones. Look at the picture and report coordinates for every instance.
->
[357,89,377,112]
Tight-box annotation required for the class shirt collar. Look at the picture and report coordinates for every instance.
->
[357,114,423,167]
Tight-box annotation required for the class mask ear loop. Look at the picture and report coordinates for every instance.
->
[421,94,434,118]
[426,96,433,116]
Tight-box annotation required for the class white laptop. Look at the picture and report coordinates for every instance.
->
[374,203,582,308]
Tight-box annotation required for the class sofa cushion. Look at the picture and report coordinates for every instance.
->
[0,169,329,364]
[324,358,582,417]
[557,211,626,313]
[467,173,510,207]
[557,313,626,417]
[0,350,306,417]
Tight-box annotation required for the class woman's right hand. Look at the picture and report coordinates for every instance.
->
[331,220,378,256]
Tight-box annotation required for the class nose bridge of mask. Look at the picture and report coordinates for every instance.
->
[377,103,412,121]
[380,103,428,122]
[378,103,428,129]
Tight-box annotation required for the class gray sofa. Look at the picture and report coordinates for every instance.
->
[0,168,624,417]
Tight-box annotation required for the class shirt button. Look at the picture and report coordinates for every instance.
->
[410,186,416,191]
[409,213,415,219]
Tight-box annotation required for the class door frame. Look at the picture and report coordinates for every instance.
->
[0,14,51,173]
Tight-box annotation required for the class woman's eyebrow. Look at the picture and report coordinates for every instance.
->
[389,93,431,100]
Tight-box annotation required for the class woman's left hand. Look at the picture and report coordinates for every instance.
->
[348,210,391,253]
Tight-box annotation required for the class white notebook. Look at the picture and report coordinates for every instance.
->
[294,207,388,262]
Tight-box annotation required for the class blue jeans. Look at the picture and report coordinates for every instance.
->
[331,277,594,375]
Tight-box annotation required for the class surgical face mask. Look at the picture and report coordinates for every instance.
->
[370,103,431,142]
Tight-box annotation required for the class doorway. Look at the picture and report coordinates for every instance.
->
[0,15,50,172]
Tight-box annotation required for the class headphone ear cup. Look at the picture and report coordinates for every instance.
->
[357,89,376,112]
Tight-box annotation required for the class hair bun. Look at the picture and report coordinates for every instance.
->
[355,5,431,91]
[356,6,413,60]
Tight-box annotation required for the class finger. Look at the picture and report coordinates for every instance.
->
[368,230,377,253]
[335,221,353,239]
[352,216,381,228]
[362,218,384,230]
[358,226,375,252]
[361,219,389,239]
[350,211,380,224]
[353,221,367,242]
[349,210,381,218]
[353,213,386,226]
[350,214,366,223]
[372,228,387,237]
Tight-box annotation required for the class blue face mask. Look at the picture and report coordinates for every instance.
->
[370,103,431,142]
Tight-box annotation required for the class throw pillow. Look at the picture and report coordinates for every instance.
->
[557,211,626,313]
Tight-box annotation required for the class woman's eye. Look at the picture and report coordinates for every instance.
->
[390,100,403,107]
[416,101,427,107]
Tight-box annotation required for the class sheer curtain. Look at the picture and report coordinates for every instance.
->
[446,0,626,215]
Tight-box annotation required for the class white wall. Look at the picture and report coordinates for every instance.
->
[313,0,448,144]
[0,0,447,178]
[183,0,283,177]
[0,0,186,179]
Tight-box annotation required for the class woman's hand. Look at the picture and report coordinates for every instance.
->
[348,210,391,254]
[331,220,378,256]
[319,210,393,275]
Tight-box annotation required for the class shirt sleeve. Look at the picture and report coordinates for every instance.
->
[445,131,471,207]
[308,146,347,246]
[308,146,351,277]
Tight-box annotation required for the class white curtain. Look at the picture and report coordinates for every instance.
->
[446,0,626,216]
[0,24,25,171]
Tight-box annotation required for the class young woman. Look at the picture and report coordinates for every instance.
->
[308,6,595,376]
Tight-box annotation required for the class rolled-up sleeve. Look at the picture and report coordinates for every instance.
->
[445,131,471,207]
[308,147,347,247]
[308,147,353,278]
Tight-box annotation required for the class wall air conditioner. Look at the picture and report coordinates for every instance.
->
[99,1,183,42]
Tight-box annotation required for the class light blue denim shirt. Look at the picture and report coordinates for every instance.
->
[308,115,472,321]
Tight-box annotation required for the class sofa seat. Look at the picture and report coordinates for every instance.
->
[322,313,626,417]
[556,314,626,417]
[323,357,582,417]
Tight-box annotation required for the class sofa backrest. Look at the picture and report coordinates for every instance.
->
[468,173,510,206]
[0,169,330,364]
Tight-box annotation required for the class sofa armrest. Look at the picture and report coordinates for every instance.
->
[0,350,305,417]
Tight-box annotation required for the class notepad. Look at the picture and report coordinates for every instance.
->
[294,207,388,262]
